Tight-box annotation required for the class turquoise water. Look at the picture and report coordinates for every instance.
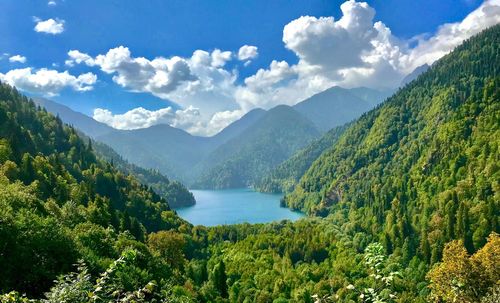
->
[175,188,304,226]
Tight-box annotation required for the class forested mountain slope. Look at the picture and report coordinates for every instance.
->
[210,108,267,145]
[192,105,321,189]
[91,140,195,208]
[254,123,349,193]
[293,86,389,131]
[0,26,499,303]
[34,99,267,182]
[33,98,115,138]
[96,123,210,181]
[36,87,388,188]
[0,83,188,295]
[286,25,499,257]
[33,99,195,207]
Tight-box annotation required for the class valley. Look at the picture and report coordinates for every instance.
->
[0,2,499,302]
[34,86,390,189]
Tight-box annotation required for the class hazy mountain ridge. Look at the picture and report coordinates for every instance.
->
[192,105,321,189]
[34,98,115,138]
[293,86,391,131]
[253,123,350,193]
[35,86,397,188]
[400,63,430,87]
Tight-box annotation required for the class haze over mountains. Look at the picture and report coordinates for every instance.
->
[35,85,390,188]
[294,86,392,131]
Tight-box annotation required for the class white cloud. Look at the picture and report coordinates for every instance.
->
[242,0,500,94]
[67,0,500,135]
[0,68,96,97]
[283,1,376,71]
[65,50,95,67]
[34,18,65,34]
[93,106,242,136]
[68,46,238,117]
[48,1,57,6]
[238,45,258,61]
[90,46,198,96]
[206,109,244,134]
[211,49,232,67]
[9,55,27,63]
[93,107,188,130]
[400,0,500,70]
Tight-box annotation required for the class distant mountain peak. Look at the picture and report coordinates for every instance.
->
[293,86,391,132]
[33,98,114,138]
[400,63,430,87]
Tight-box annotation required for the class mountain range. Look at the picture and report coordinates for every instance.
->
[1,23,498,303]
[34,85,390,189]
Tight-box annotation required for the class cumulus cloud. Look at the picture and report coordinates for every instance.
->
[65,50,95,67]
[69,0,500,135]
[0,68,96,97]
[9,55,27,63]
[211,49,232,67]
[67,46,239,117]
[283,1,376,71]
[93,106,242,136]
[48,1,57,6]
[400,0,500,70]
[241,0,500,96]
[79,46,198,97]
[238,45,258,61]
[34,17,65,34]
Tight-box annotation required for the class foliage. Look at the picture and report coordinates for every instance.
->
[91,139,195,208]
[0,25,499,303]
[0,82,188,296]
[360,243,400,303]
[427,233,500,302]
[285,24,500,264]
[254,123,348,193]
[193,105,320,189]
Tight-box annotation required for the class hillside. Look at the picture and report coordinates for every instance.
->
[32,99,195,207]
[285,24,499,258]
[91,140,195,208]
[293,86,389,131]
[210,108,267,145]
[0,83,188,295]
[34,99,267,182]
[254,123,349,193]
[193,105,321,189]
[1,25,499,303]
[33,98,115,138]
[36,87,387,187]
[96,123,209,181]
[400,64,430,87]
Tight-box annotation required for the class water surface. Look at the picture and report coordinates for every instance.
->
[175,188,304,226]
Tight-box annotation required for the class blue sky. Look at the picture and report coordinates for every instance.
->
[0,0,498,135]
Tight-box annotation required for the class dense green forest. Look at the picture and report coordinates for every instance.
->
[254,123,348,193]
[0,26,499,303]
[32,99,195,208]
[0,82,192,295]
[285,24,499,262]
[192,105,320,189]
[91,140,195,208]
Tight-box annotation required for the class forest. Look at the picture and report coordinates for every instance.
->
[0,23,498,303]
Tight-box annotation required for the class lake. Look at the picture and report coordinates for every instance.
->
[175,188,305,226]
